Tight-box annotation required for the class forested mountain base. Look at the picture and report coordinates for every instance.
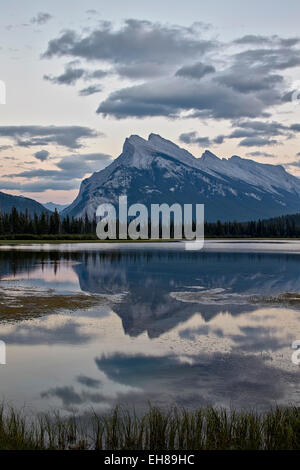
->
[1,207,300,239]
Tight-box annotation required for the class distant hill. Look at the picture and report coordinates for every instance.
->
[63,133,300,222]
[43,202,69,213]
[0,191,51,216]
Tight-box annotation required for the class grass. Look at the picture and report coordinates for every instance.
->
[250,292,300,307]
[0,405,300,450]
[0,288,104,322]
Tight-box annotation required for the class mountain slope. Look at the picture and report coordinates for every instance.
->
[63,134,300,222]
[0,191,51,216]
[43,202,69,213]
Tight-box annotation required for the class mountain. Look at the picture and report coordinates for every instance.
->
[62,134,300,222]
[43,202,69,213]
[0,191,51,216]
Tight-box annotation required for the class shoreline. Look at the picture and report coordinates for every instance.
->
[0,237,300,245]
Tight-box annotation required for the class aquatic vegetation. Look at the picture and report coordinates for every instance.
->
[250,292,300,307]
[0,405,300,450]
[0,287,104,321]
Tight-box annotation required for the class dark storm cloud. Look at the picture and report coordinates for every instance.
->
[0,125,100,149]
[79,85,102,96]
[34,149,50,161]
[175,62,215,79]
[30,12,53,25]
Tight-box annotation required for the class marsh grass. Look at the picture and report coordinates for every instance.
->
[0,405,300,450]
[250,292,300,307]
[0,289,104,321]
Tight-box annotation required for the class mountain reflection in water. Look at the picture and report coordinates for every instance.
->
[0,245,299,414]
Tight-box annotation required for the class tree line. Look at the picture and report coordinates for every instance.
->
[1,207,300,239]
[0,208,98,239]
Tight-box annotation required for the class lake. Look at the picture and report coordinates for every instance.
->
[0,240,300,415]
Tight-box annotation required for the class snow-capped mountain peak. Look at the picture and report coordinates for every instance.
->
[62,133,300,222]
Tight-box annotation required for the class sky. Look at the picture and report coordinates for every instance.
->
[1,0,300,204]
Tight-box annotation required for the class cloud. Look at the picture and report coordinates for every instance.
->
[175,61,215,79]
[233,47,300,73]
[86,69,109,79]
[44,62,85,85]
[179,131,224,147]
[42,20,216,79]
[44,63,110,86]
[179,132,212,147]
[215,70,283,94]
[285,159,300,168]
[180,119,300,150]
[41,386,105,407]
[0,179,78,192]
[30,12,52,25]
[42,20,300,131]
[34,149,50,161]
[0,145,12,152]
[239,137,279,147]
[217,119,300,148]
[86,9,99,15]
[76,375,101,388]
[79,85,102,96]
[233,34,300,47]
[1,152,113,192]
[247,151,275,157]
[97,77,271,119]
[0,125,100,149]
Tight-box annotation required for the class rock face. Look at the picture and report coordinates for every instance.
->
[62,134,300,222]
[0,191,51,216]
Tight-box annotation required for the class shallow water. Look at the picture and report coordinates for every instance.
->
[0,240,300,415]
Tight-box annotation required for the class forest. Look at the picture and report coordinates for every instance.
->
[1,207,300,239]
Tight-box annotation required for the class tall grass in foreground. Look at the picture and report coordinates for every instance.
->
[0,405,300,450]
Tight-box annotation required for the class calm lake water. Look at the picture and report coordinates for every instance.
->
[0,240,300,415]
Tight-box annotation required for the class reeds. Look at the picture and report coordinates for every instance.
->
[0,404,299,450]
